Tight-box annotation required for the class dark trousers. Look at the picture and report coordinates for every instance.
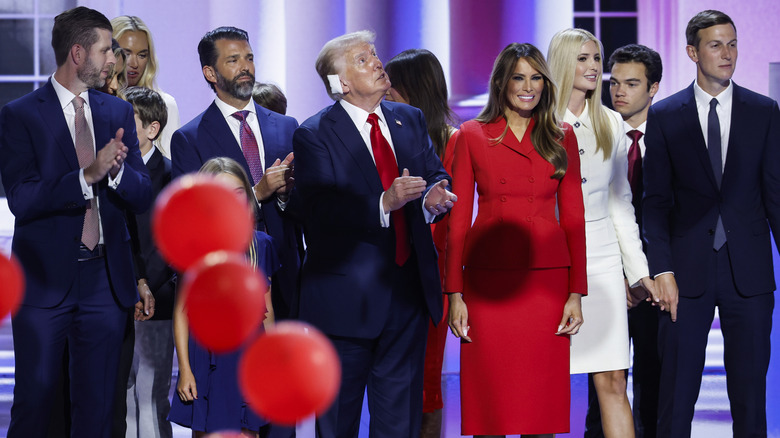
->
[9,256,128,438]
[656,245,773,438]
[315,262,429,438]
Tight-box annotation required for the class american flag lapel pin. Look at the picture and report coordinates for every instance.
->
[395,119,402,126]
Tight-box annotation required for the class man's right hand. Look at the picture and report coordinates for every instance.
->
[654,273,679,322]
[382,168,426,212]
[253,152,294,201]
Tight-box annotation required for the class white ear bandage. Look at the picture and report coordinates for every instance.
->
[327,74,344,95]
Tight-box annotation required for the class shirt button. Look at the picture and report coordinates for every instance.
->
[574,121,581,128]
[579,149,585,155]
[582,178,587,184]
[500,178,507,184]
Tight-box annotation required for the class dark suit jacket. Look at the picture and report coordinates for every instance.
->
[643,82,780,297]
[0,79,152,309]
[292,100,450,339]
[171,100,302,318]
[127,147,176,320]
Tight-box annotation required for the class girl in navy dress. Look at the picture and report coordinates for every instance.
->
[169,157,280,437]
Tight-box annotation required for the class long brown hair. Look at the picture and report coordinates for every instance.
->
[385,49,456,158]
[477,43,567,179]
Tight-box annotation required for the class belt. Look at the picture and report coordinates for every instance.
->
[78,243,105,261]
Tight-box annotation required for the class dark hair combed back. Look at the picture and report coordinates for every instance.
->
[197,26,249,91]
[125,86,168,140]
[686,10,736,48]
[252,82,288,115]
[608,44,663,90]
[385,49,457,158]
[477,43,567,179]
[51,6,112,67]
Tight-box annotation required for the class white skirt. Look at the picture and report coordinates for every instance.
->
[570,217,630,374]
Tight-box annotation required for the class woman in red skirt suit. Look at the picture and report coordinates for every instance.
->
[445,43,588,437]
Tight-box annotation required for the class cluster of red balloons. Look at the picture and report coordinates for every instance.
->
[0,252,24,324]
[152,174,341,424]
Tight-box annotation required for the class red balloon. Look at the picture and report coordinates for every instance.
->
[181,252,268,353]
[239,321,341,425]
[0,252,24,323]
[152,174,254,271]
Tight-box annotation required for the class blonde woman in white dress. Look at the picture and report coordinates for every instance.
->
[548,28,655,438]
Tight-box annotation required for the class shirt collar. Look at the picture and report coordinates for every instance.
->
[693,79,733,110]
[142,145,155,164]
[565,100,591,129]
[624,120,646,135]
[339,99,387,131]
[214,96,255,120]
[50,75,90,110]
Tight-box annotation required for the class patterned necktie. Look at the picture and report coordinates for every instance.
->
[626,129,643,206]
[367,113,411,266]
[708,98,726,249]
[72,96,99,250]
[231,110,263,184]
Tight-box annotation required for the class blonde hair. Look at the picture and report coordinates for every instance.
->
[111,15,159,90]
[477,43,567,179]
[315,30,375,101]
[547,28,613,160]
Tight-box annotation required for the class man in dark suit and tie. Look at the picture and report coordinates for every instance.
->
[293,31,456,438]
[171,26,301,322]
[0,7,151,437]
[643,10,780,438]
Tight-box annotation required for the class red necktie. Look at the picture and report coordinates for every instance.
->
[232,110,263,184]
[72,96,99,250]
[367,113,411,266]
[627,129,643,205]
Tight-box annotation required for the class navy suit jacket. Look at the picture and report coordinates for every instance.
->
[171,100,302,318]
[643,82,780,297]
[0,80,152,309]
[293,100,450,339]
[127,148,176,320]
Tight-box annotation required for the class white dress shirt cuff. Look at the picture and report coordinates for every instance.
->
[422,190,435,224]
[108,164,124,189]
[79,169,93,199]
[654,271,674,279]
[379,193,390,228]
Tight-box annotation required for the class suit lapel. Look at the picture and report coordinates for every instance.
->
[680,85,718,189]
[484,117,535,156]
[383,103,412,171]
[255,103,281,166]
[326,102,383,189]
[723,83,745,187]
[89,90,110,156]
[201,102,254,180]
[37,81,80,170]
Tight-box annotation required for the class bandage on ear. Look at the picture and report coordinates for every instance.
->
[327,74,344,95]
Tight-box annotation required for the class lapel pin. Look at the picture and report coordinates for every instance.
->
[395,119,402,126]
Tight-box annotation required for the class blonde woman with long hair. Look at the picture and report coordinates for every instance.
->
[547,28,654,438]
[111,15,180,158]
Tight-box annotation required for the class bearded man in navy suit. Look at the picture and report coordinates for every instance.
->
[171,27,301,323]
[0,7,151,437]
[643,10,780,438]
[293,31,457,438]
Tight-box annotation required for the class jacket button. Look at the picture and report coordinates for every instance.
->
[528,196,534,203]
[528,177,535,183]
[500,178,507,184]
[500,196,507,202]
[526,216,532,222]
[582,178,587,184]
[707,229,715,235]
[579,149,585,155]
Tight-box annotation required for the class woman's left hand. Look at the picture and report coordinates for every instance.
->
[556,293,583,335]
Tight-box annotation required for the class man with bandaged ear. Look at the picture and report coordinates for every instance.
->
[292,30,456,438]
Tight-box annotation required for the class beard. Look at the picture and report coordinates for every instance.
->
[215,69,255,101]
[78,55,106,89]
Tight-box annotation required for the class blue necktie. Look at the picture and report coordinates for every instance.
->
[709,98,726,250]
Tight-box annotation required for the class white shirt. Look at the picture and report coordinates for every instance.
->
[623,120,647,158]
[338,99,435,226]
[50,75,124,244]
[213,97,266,171]
[694,80,733,172]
